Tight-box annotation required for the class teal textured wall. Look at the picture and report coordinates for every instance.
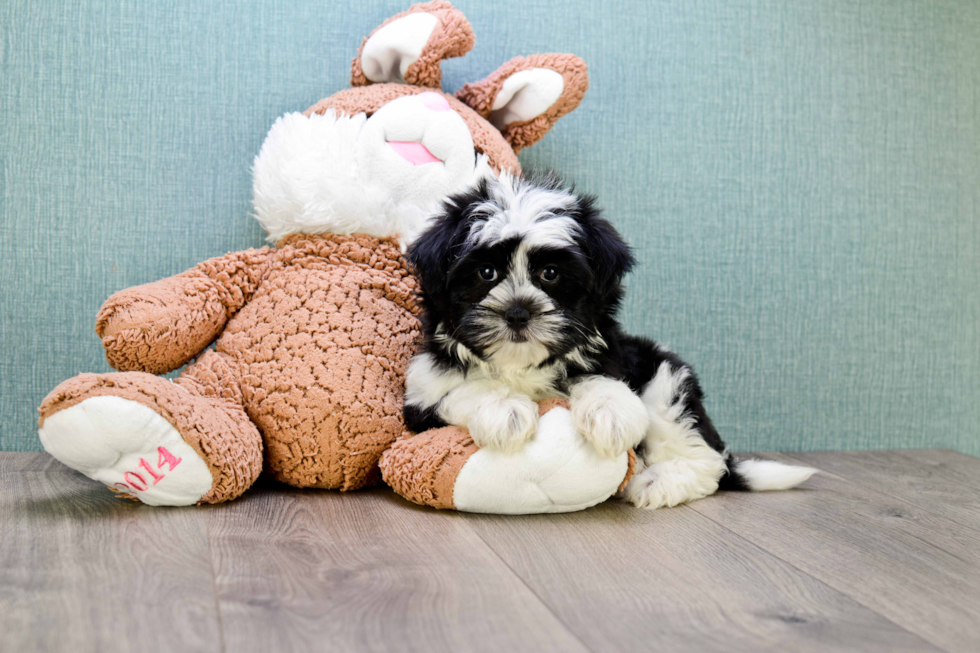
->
[1,1,978,454]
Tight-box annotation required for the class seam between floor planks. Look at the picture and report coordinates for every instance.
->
[670,502,945,649]
[460,516,598,653]
[676,500,952,652]
[780,450,980,537]
[683,512,971,653]
[689,452,980,653]
[685,506,967,653]
[460,499,944,653]
[4,456,588,653]
[204,522,228,653]
[204,484,590,653]
[0,461,224,653]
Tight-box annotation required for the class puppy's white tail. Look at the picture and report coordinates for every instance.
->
[725,458,818,492]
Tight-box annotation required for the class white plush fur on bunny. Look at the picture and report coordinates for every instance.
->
[252,98,494,247]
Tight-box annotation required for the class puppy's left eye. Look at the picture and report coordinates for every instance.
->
[539,266,560,283]
[478,265,498,282]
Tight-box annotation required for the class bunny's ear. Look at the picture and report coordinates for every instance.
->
[455,54,588,153]
[351,1,474,88]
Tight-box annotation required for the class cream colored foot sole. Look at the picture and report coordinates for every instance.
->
[39,396,213,506]
[452,405,630,514]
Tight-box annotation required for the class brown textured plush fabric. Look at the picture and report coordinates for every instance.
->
[350,0,474,89]
[620,450,637,493]
[303,85,521,175]
[224,233,421,490]
[536,397,570,416]
[95,248,275,374]
[44,233,422,500]
[380,426,477,509]
[455,53,589,153]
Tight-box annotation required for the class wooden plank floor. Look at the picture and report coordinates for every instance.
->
[2,450,978,653]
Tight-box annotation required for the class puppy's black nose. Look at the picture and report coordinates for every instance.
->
[505,306,531,328]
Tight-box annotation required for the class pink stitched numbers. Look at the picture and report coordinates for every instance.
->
[113,446,183,495]
[138,457,163,484]
[123,472,148,491]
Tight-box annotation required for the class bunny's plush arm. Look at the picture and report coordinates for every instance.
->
[95,248,277,374]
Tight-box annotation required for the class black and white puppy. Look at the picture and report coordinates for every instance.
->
[404,173,815,508]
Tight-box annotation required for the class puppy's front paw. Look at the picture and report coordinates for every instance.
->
[468,391,538,454]
[571,377,649,458]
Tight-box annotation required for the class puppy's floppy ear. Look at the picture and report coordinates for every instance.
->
[575,196,635,295]
[351,1,474,88]
[456,54,589,153]
[407,178,492,297]
[406,207,458,308]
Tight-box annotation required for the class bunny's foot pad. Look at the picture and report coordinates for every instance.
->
[381,399,635,514]
[39,396,213,506]
[38,372,262,505]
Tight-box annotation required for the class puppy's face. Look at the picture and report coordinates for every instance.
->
[409,174,635,369]
[446,226,592,367]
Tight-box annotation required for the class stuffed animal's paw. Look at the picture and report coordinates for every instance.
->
[39,394,214,506]
[94,279,226,374]
[381,399,635,514]
[571,377,649,458]
[38,370,263,505]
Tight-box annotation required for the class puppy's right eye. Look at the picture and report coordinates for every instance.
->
[477,265,497,282]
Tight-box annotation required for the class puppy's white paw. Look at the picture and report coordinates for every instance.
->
[467,390,538,454]
[622,458,723,509]
[570,377,649,458]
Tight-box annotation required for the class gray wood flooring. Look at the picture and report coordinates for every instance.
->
[2,450,978,653]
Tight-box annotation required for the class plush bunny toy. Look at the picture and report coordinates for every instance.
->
[37,2,597,508]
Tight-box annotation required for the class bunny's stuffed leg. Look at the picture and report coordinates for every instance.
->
[38,350,262,505]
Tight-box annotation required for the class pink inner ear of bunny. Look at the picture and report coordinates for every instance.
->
[456,54,589,153]
[351,1,475,89]
[303,84,521,175]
